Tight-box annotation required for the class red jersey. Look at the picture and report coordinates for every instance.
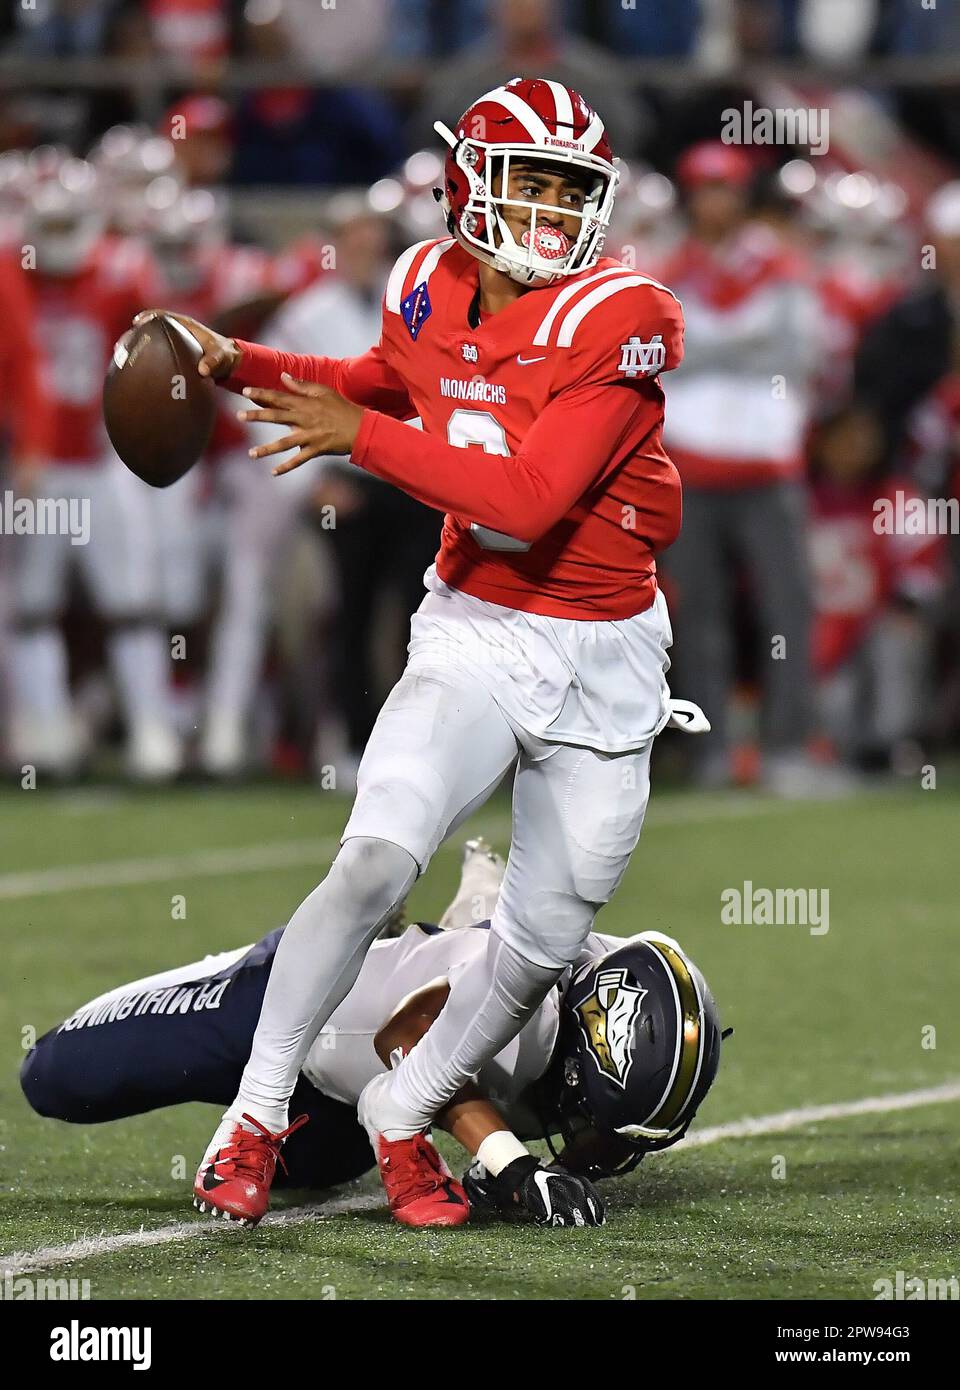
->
[814,263,903,411]
[270,234,331,297]
[164,243,277,324]
[810,477,944,675]
[0,254,50,459]
[230,239,685,620]
[23,235,155,464]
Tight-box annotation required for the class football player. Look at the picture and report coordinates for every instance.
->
[147,191,388,778]
[89,125,182,240]
[21,841,723,1228]
[138,79,687,1227]
[8,156,180,780]
[143,183,291,770]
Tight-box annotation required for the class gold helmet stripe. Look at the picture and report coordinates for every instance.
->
[641,937,704,1132]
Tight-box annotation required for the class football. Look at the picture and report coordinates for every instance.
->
[103,311,217,488]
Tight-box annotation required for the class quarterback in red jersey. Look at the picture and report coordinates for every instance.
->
[146,79,693,1229]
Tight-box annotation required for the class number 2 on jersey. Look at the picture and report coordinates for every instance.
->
[446,407,531,552]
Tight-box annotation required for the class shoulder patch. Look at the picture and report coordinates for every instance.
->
[400,279,432,340]
[385,238,455,316]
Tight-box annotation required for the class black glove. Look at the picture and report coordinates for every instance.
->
[462,1159,512,1218]
[463,1155,605,1227]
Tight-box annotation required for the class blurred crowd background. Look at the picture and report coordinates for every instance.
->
[0,0,959,794]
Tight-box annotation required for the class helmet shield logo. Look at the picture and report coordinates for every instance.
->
[576,968,646,1089]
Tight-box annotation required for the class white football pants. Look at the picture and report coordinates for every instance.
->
[228,656,654,1136]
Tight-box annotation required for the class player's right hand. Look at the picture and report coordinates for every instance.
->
[463,1156,606,1227]
[517,1161,606,1227]
[133,309,242,381]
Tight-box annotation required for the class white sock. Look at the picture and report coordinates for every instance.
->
[10,627,70,722]
[205,577,268,735]
[201,1114,261,1164]
[108,624,170,728]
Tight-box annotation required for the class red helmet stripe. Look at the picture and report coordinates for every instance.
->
[476,83,551,143]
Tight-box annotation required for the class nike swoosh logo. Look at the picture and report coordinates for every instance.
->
[516,355,546,366]
[202,1162,226,1191]
[533,1169,554,1219]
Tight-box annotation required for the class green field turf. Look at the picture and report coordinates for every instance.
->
[1,779,958,1300]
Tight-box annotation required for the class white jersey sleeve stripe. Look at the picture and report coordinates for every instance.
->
[531,266,636,347]
[555,273,681,348]
[415,236,456,292]
[385,239,439,315]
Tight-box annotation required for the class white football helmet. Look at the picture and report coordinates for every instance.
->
[25,159,104,276]
[90,124,181,236]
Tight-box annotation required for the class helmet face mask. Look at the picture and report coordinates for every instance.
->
[549,1067,650,1178]
[444,137,618,286]
[434,78,619,288]
[26,162,104,277]
[148,187,226,293]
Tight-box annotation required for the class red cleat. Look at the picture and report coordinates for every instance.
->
[375,1132,470,1228]
[193,1112,308,1227]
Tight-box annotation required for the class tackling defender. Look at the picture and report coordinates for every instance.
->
[22,841,723,1227]
[140,78,688,1227]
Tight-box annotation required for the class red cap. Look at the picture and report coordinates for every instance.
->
[677,141,754,190]
[162,95,232,140]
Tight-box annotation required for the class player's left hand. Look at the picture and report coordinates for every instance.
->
[237,374,364,475]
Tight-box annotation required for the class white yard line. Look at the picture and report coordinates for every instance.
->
[3,1079,957,1276]
[0,1193,384,1277]
[0,837,346,900]
[0,794,787,901]
[676,1080,960,1149]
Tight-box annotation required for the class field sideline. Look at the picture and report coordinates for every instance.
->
[2,780,957,1300]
